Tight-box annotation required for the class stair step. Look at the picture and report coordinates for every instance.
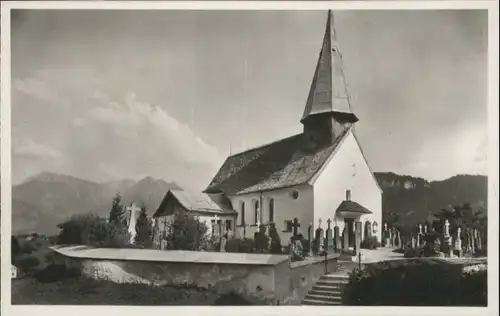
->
[316,280,348,286]
[309,289,342,296]
[302,299,342,305]
[305,294,342,301]
[322,274,349,280]
[312,285,344,292]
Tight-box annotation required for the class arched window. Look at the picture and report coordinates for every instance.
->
[240,202,246,226]
[269,198,275,223]
[253,200,259,225]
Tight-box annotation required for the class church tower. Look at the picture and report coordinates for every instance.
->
[301,10,358,148]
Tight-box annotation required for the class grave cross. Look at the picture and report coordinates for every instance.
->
[213,214,221,236]
[327,218,332,229]
[318,218,323,229]
[292,217,301,238]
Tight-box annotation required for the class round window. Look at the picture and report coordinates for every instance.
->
[291,190,299,200]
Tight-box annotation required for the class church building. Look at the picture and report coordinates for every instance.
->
[204,10,382,245]
[154,11,382,248]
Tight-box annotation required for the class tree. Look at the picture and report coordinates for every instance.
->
[166,209,209,251]
[268,223,282,254]
[11,236,21,260]
[109,192,125,226]
[135,206,153,247]
[56,212,131,248]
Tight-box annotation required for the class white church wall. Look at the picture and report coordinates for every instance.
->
[228,184,314,244]
[313,131,383,242]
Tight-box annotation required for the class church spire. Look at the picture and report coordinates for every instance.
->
[301,10,357,124]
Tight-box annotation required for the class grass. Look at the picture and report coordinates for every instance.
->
[12,276,220,305]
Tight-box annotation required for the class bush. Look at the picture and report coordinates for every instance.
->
[224,238,255,253]
[361,236,379,250]
[342,259,487,306]
[166,210,209,251]
[404,247,423,258]
[268,223,282,254]
[213,291,253,305]
[16,255,41,274]
[56,213,131,248]
[254,224,270,253]
[34,264,81,283]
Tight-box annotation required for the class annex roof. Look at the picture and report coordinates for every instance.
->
[154,189,236,217]
[335,200,373,215]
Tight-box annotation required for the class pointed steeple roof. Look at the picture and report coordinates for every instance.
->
[301,10,356,123]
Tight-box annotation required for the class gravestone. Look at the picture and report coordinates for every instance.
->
[476,231,482,250]
[384,223,390,247]
[220,235,227,252]
[334,225,341,252]
[354,221,362,255]
[342,226,349,251]
[315,228,325,253]
[454,227,462,257]
[390,229,395,248]
[160,239,168,251]
[397,230,402,249]
[365,222,372,240]
[292,218,300,240]
[307,223,313,256]
[325,219,334,253]
[411,236,416,248]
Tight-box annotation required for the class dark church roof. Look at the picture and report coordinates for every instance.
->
[335,200,373,215]
[204,127,351,195]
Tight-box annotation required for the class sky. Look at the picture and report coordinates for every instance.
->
[11,9,488,190]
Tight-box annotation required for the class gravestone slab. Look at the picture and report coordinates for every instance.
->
[354,221,362,255]
[334,226,341,252]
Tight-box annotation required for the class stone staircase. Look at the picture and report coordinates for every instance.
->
[301,273,350,305]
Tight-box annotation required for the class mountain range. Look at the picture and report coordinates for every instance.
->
[12,172,182,235]
[11,171,487,236]
[374,172,488,227]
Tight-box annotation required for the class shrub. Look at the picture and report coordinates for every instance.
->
[34,264,81,283]
[166,209,209,251]
[213,291,253,305]
[254,224,270,253]
[404,247,423,258]
[239,238,255,253]
[12,236,21,260]
[224,238,255,253]
[361,236,379,250]
[342,259,487,306]
[135,206,153,248]
[290,239,305,262]
[16,255,41,274]
[56,213,131,248]
[268,223,282,254]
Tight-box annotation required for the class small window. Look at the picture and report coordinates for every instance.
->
[254,200,259,225]
[211,220,215,235]
[225,219,232,231]
[284,220,293,232]
[240,202,246,226]
[291,190,299,200]
[269,199,275,223]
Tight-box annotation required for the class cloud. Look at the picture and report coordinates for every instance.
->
[13,138,61,160]
[12,68,224,190]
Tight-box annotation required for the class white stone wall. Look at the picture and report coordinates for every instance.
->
[313,131,383,242]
